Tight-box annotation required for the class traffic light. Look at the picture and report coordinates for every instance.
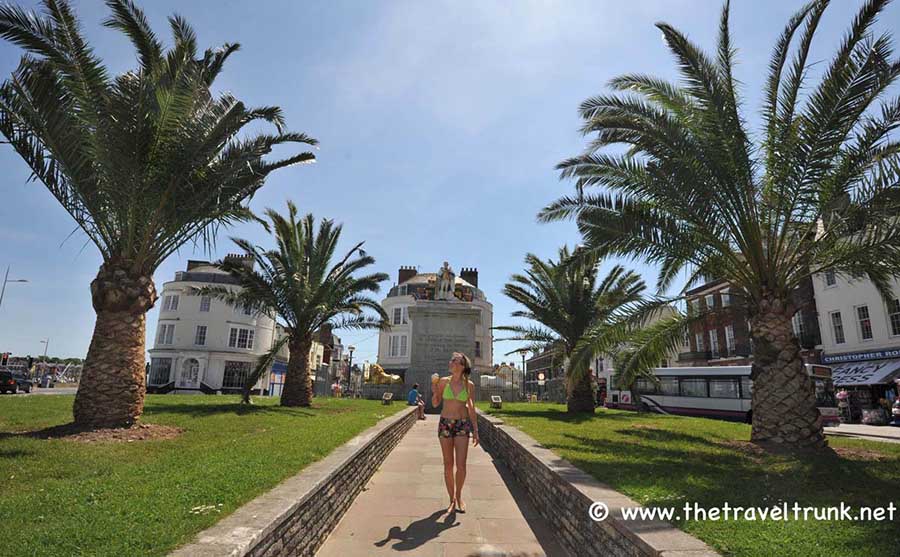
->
[0,352,9,366]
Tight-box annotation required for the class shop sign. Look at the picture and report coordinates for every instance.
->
[822,347,900,364]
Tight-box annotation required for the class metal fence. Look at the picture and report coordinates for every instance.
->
[521,377,567,404]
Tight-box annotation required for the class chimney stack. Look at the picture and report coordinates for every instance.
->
[224,253,254,271]
[398,266,417,284]
[460,267,478,287]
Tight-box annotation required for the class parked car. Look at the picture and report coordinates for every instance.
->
[0,368,34,394]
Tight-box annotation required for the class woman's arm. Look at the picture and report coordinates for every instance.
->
[431,377,445,408]
[466,380,479,446]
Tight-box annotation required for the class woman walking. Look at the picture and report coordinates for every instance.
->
[431,352,480,513]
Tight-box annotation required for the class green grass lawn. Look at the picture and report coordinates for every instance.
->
[0,394,403,557]
[481,403,900,557]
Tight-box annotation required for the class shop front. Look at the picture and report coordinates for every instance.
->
[826,349,900,425]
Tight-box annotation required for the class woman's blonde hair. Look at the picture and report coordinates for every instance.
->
[453,352,473,381]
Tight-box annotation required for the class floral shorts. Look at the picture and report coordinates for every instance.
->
[438,417,473,438]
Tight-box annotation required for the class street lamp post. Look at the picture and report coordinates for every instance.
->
[0,265,29,312]
[521,351,526,401]
[40,338,50,358]
[347,345,355,393]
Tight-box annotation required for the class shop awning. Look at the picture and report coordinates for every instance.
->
[831,359,900,386]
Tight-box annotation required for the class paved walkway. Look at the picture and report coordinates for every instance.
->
[826,423,900,444]
[316,414,566,557]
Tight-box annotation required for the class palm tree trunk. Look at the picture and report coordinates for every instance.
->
[73,262,157,428]
[281,336,312,407]
[567,369,596,414]
[630,387,645,412]
[749,296,825,448]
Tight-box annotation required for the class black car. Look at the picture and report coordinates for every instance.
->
[0,369,33,394]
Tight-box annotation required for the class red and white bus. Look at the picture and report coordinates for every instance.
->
[605,364,839,426]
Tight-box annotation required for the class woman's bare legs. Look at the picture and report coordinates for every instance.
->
[453,434,469,511]
[439,436,456,513]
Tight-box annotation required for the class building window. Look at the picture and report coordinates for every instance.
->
[856,305,873,341]
[705,294,715,310]
[683,332,691,350]
[157,324,175,345]
[824,269,836,287]
[695,332,705,352]
[889,298,900,336]
[148,358,172,385]
[691,299,701,314]
[475,341,481,358]
[393,307,402,325]
[792,312,805,340]
[709,378,739,399]
[389,335,408,357]
[194,325,207,346]
[223,361,251,389]
[830,311,845,344]
[242,304,253,316]
[398,285,407,296]
[721,290,731,306]
[725,325,735,354]
[162,295,179,311]
[709,330,720,358]
[680,378,708,397]
[199,296,211,312]
[229,327,255,349]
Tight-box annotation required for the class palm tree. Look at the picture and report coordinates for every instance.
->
[541,0,900,447]
[495,248,645,413]
[199,201,389,407]
[0,0,316,427]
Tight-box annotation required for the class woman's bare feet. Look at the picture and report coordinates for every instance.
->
[446,499,456,514]
[455,499,466,513]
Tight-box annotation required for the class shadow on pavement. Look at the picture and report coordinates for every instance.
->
[373,509,460,552]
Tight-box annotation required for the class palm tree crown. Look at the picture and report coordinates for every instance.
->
[541,0,900,446]
[0,0,317,278]
[495,247,645,413]
[0,0,316,427]
[201,201,389,406]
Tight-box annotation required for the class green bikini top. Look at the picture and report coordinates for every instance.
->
[442,380,469,401]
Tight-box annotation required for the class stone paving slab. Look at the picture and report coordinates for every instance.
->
[316,415,567,557]
[826,424,900,443]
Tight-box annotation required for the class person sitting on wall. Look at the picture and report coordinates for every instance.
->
[408,383,426,420]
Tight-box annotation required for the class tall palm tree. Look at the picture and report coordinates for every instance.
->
[200,201,389,407]
[0,0,316,427]
[495,247,645,413]
[541,0,900,447]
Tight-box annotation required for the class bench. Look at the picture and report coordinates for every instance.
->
[382,392,393,405]
[490,395,502,409]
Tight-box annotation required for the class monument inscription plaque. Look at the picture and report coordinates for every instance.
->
[407,301,481,411]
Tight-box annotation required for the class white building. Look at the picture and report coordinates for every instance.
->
[377,265,493,376]
[813,271,900,416]
[147,256,319,395]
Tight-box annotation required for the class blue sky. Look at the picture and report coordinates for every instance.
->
[0,0,894,364]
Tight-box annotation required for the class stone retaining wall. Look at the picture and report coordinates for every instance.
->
[171,406,417,557]
[476,410,719,557]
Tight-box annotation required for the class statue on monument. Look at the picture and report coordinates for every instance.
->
[435,261,456,300]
